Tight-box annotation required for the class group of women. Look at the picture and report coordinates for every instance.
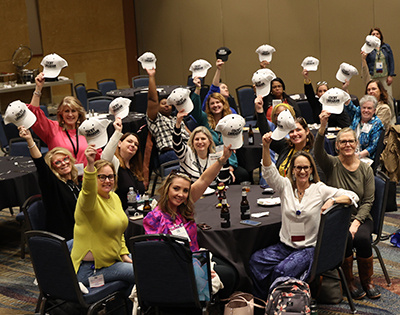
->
[13,26,394,306]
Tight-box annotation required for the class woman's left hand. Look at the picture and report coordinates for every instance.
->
[85,144,97,165]
[113,117,123,133]
[220,144,233,164]
[121,254,132,263]
[387,76,393,86]
[321,198,335,213]
[176,109,188,126]
[349,220,361,239]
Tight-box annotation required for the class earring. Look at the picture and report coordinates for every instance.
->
[292,174,296,181]
[309,174,314,181]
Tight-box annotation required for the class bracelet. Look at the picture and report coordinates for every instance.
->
[28,143,36,149]
[33,90,42,96]
[217,157,225,165]
[331,197,336,204]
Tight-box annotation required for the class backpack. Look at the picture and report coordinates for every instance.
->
[266,278,311,315]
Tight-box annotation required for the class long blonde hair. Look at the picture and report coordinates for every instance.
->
[156,171,195,222]
[56,96,86,129]
[44,147,78,184]
[205,93,232,129]
[188,126,216,154]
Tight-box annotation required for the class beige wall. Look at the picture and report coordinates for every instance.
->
[135,0,400,102]
[0,0,130,107]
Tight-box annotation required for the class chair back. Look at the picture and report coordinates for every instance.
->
[129,234,202,309]
[297,100,315,124]
[132,75,149,88]
[39,105,49,117]
[0,113,9,153]
[87,96,114,113]
[21,194,46,231]
[133,91,148,114]
[309,204,352,282]
[74,83,88,108]
[187,76,204,87]
[235,85,255,120]
[26,230,86,304]
[371,130,386,173]
[371,171,390,242]
[9,138,41,157]
[97,79,117,96]
[86,88,102,99]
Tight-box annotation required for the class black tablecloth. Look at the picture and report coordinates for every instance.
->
[127,185,282,291]
[237,132,263,173]
[0,156,39,210]
[106,85,182,99]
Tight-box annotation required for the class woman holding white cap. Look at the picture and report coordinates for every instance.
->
[27,72,101,170]
[314,110,380,299]
[173,109,231,185]
[191,78,251,184]
[342,94,384,159]
[249,133,358,299]
[302,69,351,128]
[18,126,80,241]
[101,117,145,210]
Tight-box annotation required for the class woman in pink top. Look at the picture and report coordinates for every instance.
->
[27,72,100,171]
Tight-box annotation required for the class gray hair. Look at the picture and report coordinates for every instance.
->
[359,95,378,109]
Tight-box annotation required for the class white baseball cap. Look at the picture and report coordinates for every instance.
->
[189,59,212,78]
[109,97,131,119]
[361,35,381,54]
[137,52,157,70]
[301,56,319,71]
[319,88,350,114]
[336,63,359,83]
[271,109,297,141]
[40,53,68,78]
[4,100,37,129]
[252,69,276,97]
[78,117,111,149]
[167,88,194,113]
[215,114,246,149]
[255,44,276,63]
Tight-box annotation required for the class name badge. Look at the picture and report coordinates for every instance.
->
[290,222,305,242]
[361,123,372,133]
[170,224,191,242]
[88,274,105,288]
[215,145,224,153]
[209,152,222,163]
[376,61,383,73]
[75,163,84,176]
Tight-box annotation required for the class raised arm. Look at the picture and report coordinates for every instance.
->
[262,132,273,167]
[255,95,271,135]
[212,59,224,87]
[18,126,41,159]
[30,72,45,107]
[101,117,123,164]
[146,68,159,121]
[360,51,371,87]
[191,145,232,202]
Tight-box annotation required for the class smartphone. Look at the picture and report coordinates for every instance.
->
[240,220,262,226]
[262,188,275,195]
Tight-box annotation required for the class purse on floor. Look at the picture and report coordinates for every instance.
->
[223,291,266,315]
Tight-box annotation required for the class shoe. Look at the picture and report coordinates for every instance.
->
[357,255,381,299]
[341,255,366,300]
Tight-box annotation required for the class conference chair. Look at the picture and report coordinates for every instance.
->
[129,234,210,315]
[26,230,129,315]
[87,96,114,113]
[187,75,204,87]
[97,79,117,96]
[74,83,88,108]
[235,85,256,126]
[132,75,149,88]
[297,100,315,124]
[308,204,356,313]
[133,90,148,114]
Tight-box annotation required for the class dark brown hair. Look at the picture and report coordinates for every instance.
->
[365,79,389,104]
[287,151,320,190]
[115,132,144,181]
[287,117,314,151]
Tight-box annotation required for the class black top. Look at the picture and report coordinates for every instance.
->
[304,83,351,128]
[33,157,80,240]
[116,167,146,210]
[262,92,301,118]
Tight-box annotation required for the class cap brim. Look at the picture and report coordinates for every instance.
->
[43,68,62,78]
[217,54,229,61]
[112,107,129,119]
[221,135,243,150]
[361,43,374,54]
[86,133,108,150]
[303,65,318,71]
[174,98,194,114]
[4,109,37,129]
[255,84,271,97]
[140,61,156,70]
[336,69,348,83]
[322,103,344,115]
[192,69,208,78]
[271,127,290,141]
[258,54,273,63]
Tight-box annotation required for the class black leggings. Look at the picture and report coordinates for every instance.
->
[213,256,238,299]
[345,219,373,258]
[232,165,252,184]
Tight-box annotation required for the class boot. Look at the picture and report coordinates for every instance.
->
[357,255,381,299]
[341,255,366,299]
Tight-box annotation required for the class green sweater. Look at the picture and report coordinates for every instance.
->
[314,133,374,223]
[71,168,129,272]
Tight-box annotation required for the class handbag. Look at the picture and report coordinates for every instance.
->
[223,292,265,315]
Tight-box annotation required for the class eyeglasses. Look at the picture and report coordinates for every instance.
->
[97,174,116,182]
[52,156,70,166]
[293,165,312,171]
[339,139,356,146]
[316,81,328,86]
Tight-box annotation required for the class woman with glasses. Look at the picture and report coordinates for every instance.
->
[302,69,351,127]
[314,110,380,299]
[18,126,80,241]
[102,117,145,210]
[249,133,358,299]
[71,145,135,292]
[143,145,238,298]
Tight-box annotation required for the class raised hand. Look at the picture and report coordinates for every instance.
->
[113,117,123,133]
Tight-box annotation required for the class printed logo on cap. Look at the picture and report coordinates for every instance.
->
[4,100,37,129]
[109,97,131,119]
[189,59,212,78]
[78,117,110,149]
[319,87,350,114]
[215,114,245,149]
[40,53,68,78]
[137,52,157,70]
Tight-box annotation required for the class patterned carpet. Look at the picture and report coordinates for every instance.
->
[0,203,399,314]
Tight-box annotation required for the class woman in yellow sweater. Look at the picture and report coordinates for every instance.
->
[71,144,134,288]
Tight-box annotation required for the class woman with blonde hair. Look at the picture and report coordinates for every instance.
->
[102,117,145,210]
[191,78,250,184]
[173,109,231,185]
[19,126,80,240]
[27,72,101,169]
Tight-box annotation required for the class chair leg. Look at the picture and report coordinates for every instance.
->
[338,267,357,314]
[9,207,14,215]
[372,244,392,286]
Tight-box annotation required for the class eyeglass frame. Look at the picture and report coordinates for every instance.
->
[52,155,70,167]
[97,174,116,182]
[293,165,312,171]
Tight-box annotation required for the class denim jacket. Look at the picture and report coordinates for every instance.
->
[366,43,396,77]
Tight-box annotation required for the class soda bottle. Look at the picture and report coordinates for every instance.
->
[248,124,254,145]
[240,188,251,220]
[220,198,231,228]
[143,194,152,217]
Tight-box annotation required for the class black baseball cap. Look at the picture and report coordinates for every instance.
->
[216,47,231,61]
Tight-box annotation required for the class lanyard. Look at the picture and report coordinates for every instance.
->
[65,180,80,200]
[194,154,208,175]
[65,129,79,158]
